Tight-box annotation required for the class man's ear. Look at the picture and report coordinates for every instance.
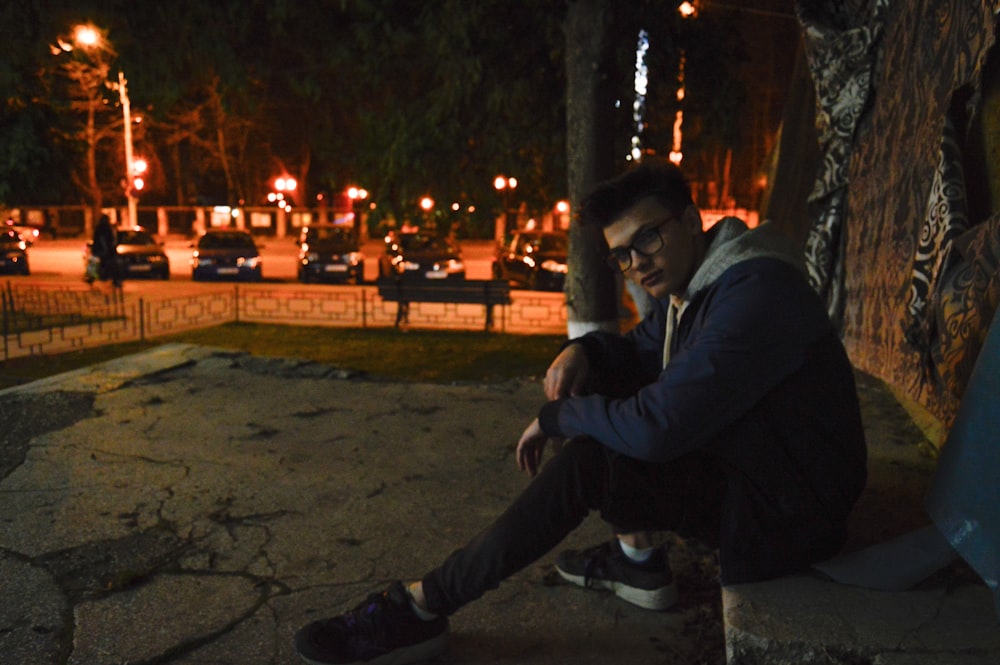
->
[681,204,702,235]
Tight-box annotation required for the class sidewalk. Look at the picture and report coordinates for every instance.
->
[0,344,723,665]
[1,344,996,664]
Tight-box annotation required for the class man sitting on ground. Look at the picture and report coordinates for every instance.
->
[294,161,868,665]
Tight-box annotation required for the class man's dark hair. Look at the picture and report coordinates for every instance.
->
[579,160,694,229]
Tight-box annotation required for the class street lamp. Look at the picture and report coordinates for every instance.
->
[131,157,147,192]
[118,70,140,227]
[55,24,143,229]
[494,175,518,236]
[555,200,570,230]
[272,176,297,212]
[347,186,369,241]
[669,3,698,166]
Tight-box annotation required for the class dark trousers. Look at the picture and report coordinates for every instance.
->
[420,437,725,616]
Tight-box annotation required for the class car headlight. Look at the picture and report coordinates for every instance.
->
[402,261,420,271]
[347,252,363,265]
[148,255,166,263]
[238,256,261,268]
[446,259,464,273]
[196,257,214,267]
[304,251,320,261]
[541,260,568,274]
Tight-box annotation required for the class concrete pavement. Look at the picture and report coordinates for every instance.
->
[0,344,722,665]
[1,344,997,664]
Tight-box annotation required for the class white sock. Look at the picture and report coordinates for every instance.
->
[618,538,654,564]
[405,583,439,621]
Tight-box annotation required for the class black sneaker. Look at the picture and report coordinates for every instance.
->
[294,581,449,665]
[555,539,678,610]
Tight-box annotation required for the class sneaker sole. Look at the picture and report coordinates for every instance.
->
[555,568,678,611]
[297,631,448,665]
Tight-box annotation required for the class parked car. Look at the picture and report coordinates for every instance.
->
[492,230,568,291]
[112,228,170,279]
[296,225,365,284]
[378,231,465,280]
[83,227,170,281]
[4,221,40,246]
[0,228,30,275]
[191,229,263,281]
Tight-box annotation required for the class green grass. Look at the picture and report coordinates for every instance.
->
[0,323,567,389]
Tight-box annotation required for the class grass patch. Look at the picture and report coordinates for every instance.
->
[0,322,567,389]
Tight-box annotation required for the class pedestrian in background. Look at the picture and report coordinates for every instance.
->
[90,214,121,290]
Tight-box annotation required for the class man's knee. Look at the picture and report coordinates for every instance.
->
[555,436,606,467]
[542,437,612,501]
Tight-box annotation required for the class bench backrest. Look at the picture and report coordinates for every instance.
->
[375,279,512,306]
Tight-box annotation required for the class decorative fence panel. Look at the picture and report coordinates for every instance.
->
[2,281,569,361]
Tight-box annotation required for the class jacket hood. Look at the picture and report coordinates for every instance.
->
[683,217,805,301]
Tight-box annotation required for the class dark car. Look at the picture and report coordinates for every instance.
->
[5,221,40,246]
[191,229,263,281]
[378,231,465,280]
[113,228,170,279]
[297,225,365,284]
[0,228,30,275]
[492,230,568,291]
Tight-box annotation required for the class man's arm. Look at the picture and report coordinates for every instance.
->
[540,260,833,462]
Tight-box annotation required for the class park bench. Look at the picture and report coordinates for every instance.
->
[375,278,512,331]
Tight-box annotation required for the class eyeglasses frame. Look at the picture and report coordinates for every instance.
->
[604,215,679,272]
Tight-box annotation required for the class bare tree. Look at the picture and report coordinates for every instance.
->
[46,45,121,235]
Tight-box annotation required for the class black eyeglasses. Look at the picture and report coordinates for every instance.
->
[605,218,676,272]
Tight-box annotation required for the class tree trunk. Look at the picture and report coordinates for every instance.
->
[564,0,621,338]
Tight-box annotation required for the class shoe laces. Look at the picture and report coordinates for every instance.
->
[581,542,616,587]
[338,590,397,647]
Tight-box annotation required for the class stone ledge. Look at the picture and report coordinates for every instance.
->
[722,574,999,664]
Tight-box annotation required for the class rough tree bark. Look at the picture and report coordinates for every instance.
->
[564,0,621,338]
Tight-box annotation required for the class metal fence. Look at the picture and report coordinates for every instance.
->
[2,281,568,361]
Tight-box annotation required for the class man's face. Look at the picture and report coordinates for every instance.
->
[603,196,704,300]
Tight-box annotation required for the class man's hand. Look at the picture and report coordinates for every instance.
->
[543,343,590,400]
[516,418,550,477]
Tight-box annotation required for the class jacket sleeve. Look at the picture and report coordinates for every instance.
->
[544,260,834,462]
[567,298,668,397]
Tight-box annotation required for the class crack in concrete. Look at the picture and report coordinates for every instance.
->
[0,391,95,482]
[24,503,304,664]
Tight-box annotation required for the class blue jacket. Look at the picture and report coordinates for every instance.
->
[539,218,867,583]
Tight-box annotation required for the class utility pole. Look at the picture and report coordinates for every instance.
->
[119,71,137,228]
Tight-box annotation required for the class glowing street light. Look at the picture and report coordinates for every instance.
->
[348,186,369,240]
[56,24,144,228]
[494,175,518,235]
[275,177,297,193]
[74,25,100,48]
[670,2,698,166]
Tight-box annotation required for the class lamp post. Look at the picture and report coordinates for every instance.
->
[348,186,369,242]
[119,71,139,227]
[270,176,296,237]
[419,196,434,226]
[55,24,142,230]
[493,175,518,239]
[669,3,697,166]
[555,200,570,230]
